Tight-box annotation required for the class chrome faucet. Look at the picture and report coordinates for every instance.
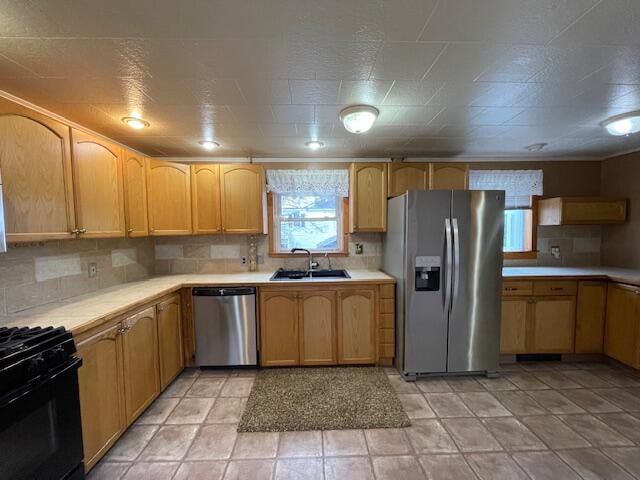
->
[325,252,333,270]
[291,248,319,272]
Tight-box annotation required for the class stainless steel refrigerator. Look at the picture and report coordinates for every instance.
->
[383,190,505,380]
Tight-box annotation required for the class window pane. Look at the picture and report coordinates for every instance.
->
[503,209,532,252]
[276,194,342,252]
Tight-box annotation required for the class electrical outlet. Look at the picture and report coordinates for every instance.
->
[257,254,264,264]
[550,246,561,259]
[354,243,364,255]
[240,256,247,265]
[88,262,98,278]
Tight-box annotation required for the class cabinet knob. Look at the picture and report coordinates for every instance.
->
[127,228,134,234]
[79,228,87,234]
[71,229,80,236]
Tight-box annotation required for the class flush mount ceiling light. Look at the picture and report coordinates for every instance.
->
[121,116,150,129]
[602,111,640,136]
[524,142,548,152]
[339,105,379,134]
[199,140,220,150]
[305,140,324,150]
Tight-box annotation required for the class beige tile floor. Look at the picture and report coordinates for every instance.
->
[88,361,640,479]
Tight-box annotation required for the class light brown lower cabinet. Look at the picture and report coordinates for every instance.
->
[121,306,160,424]
[260,286,379,367]
[76,292,184,472]
[157,294,185,389]
[500,289,576,354]
[575,281,607,353]
[604,283,640,368]
[76,323,126,471]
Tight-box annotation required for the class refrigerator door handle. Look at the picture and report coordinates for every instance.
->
[452,217,460,305]
[444,218,453,312]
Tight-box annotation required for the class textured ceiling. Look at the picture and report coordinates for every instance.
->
[1,0,640,159]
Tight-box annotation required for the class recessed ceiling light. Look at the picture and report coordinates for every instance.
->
[602,111,640,136]
[339,105,379,134]
[305,140,324,150]
[524,142,548,152]
[121,116,150,129]
[199,140,220,150]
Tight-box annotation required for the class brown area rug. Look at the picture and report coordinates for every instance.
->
[237,367,410,432]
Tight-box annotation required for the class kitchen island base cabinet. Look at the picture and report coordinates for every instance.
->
[76,323,126,471]
[157,295,185,389]
[604,283,640,368]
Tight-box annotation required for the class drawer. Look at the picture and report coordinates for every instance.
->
[502,281,533,296]
[533,280,577,296]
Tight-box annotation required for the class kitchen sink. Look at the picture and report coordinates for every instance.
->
[270,268,351,281]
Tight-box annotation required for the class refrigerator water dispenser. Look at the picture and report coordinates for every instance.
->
[415,256,441,291]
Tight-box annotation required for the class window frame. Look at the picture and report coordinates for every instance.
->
[267,192,349,257]
[503,195,539,260]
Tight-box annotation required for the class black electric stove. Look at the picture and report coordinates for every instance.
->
[0,325,85,480]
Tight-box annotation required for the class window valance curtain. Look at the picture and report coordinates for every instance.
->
[469,169,543,208]
[266,169,349,197]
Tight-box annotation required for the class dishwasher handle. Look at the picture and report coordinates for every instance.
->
[192,287,256,297]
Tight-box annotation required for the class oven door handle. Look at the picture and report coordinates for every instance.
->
[0,356,82,409]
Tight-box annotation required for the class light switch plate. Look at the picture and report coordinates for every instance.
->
[88,262,98,278]
[550,246,561,259]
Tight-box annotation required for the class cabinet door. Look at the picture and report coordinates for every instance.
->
[604,283,640,368]
[532,297,576,353]
[337,289,376,364]
[146,159,192,235]
[0,100,76,241]
[76,323,126,471]
[500,298,529,354]
[299,290,336,365]
[387,162,429,197]
[122,150,149,237]
[71,129,126,237]
[349,163,387,232]
[575,281,607,353]
[220,164,266,233]
[121,307,160,424]
[157,294,185,389]
[260,290,299,366]
[191,164,222,234]
[430,163,468,190]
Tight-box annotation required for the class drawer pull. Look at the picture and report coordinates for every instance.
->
[550,287,564,291]
[505,287,518,291]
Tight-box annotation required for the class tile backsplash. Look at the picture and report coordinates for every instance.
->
[0,237,154,316]
[505,225,602,267]
[154,233,383,274]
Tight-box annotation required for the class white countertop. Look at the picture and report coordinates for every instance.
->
[1,270,395,335]
[503,266,640,286]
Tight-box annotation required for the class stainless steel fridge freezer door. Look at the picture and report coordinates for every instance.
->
[404,190,453,375]
[447,190,504,373]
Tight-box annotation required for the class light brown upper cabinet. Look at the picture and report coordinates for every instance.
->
[219,164,266,233]
[191,164,222,234]
[146,159,192,236]
[538,197,627,225]
[430,163,469,190]
[71,129,126,238]
[387,162,429,197]
[575,281,607,354]
[122,150,149,237]
[349,163,387,233]
[0,99,77,241]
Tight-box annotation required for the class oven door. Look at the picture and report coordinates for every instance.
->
[0,357,84,480]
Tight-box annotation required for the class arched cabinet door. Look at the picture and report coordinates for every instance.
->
[71,129,126,237]
[146,159,192,236]
[122,150,149,237]
[337,289,376,364]
[219,164,266,234]
[387,162,429,197]
[0,99,76,241]
[191,164,221,234]
[349,163,387,232]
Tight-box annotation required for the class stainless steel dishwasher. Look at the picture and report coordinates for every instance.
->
[192,287,257,366]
